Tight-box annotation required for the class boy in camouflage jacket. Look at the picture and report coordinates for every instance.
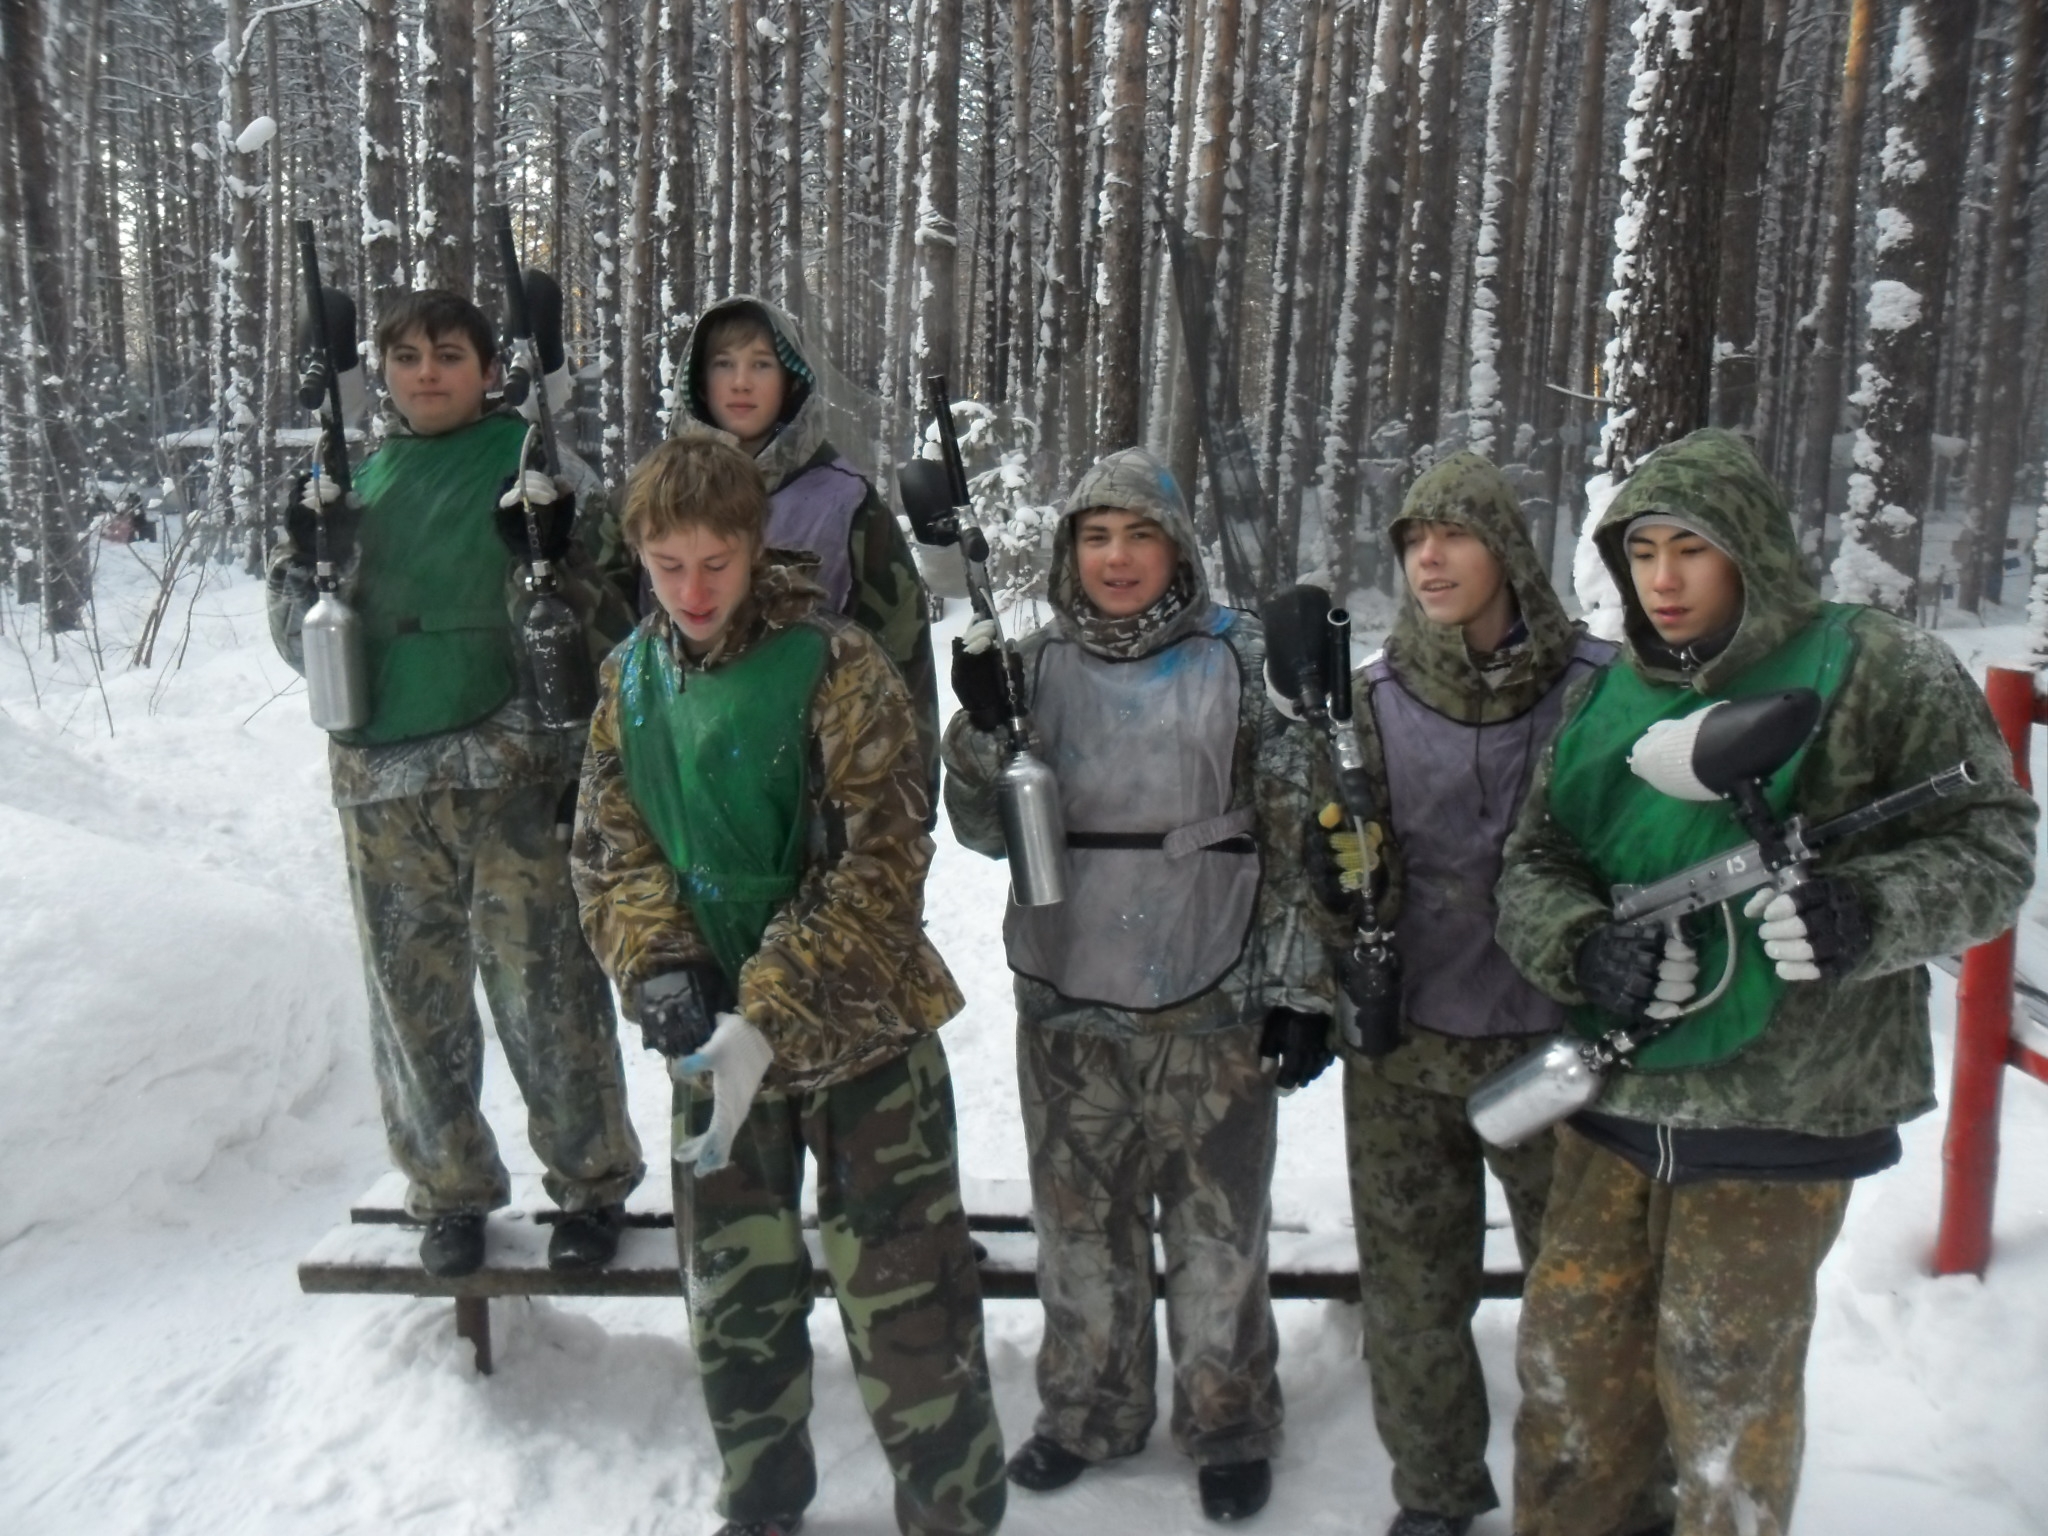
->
[1495,428,2036,1536]
[1303,454,1613,1536]
[943,448,1337,1525]
[267,289,643,1279]
[571,436,1004,1536]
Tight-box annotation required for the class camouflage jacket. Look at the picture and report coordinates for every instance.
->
[942,448,1339,1037]
[266,404,634,808]
[572,559,964,1094]
[672,295,940,794]
[1497,428,2037,1136]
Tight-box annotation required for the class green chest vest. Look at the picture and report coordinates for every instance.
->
[343,414,526,745]
[1546,604,1859,1069]
[615,621,830,982]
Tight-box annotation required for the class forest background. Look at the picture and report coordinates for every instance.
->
[3,0,2045,656]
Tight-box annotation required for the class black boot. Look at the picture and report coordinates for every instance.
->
[419,1212,486,1278]
[547,1205,623,1270]
[711,1519,803,1536]
[1198,1458,1271,1522]
[1388,1512,1473,1536]
[1006,1434,1090,1492]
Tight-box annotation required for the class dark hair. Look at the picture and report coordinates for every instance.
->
[621,436,770,551]
[374,290,497,367]
[698,307,776,363]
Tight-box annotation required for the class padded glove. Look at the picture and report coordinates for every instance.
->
[1259,1007,1335,1091]
[951,617,1017,731]
[633,963,733,1058]
[673,1013,775,1174]
[283,472,362,565]
[1575,921,1699,1022]
[494,468,577,561]
[1303,801,1385,912]
[1743,878,1871,982]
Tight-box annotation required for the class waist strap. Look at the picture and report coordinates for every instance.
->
[1067,805,1258,858]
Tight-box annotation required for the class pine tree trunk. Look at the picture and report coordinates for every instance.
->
[474,0,501,323]
[1833,0,1981,617]
[824,0,848,369]
[420,0,475,293]
[917,0,962,386]
[596,0,625,474]
[1092,0,1147,454]
[1961,0,2045,609]
[882,0,928,478]
[730,0,756,294]
[1035,0,1081,481]
[660,0,700,427]
[1468,0,1530,462]
[1496,0,1553,432]
[1597,0,1744,477]
[1710,0,1787,433]
[624,0,664,463]
[1794,0,1873,545]
[361,0,406,328]
[998,0,1034,407]
[782,0,806,314]
[1261,0,1322,500]
[1396,0,1463,468]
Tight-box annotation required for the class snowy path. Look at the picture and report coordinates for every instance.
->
[4,560,2046,1535]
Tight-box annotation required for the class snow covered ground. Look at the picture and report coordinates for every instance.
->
[4,546,2048,1536]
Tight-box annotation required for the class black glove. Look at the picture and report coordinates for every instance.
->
[634,963,733,1058]
[1573,920,1669,1020]
[283,473,362,566]
[1747,876,1872,982]
[951,625,1019,732]
[1259,1008,1335,1091]
[494,468,578,562]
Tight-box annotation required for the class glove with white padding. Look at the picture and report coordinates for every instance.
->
[1742,877,1872,982]
[494,467,577,561]
[1574,920,1699,1022]
[671,1013,775,1175]
[282,471,363,565]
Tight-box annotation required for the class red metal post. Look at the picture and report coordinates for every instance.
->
[1932,666,2035,1276]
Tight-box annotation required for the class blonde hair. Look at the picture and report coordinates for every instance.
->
[620,436,769,551]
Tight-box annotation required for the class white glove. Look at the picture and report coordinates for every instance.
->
[959,616,999,655]
[1744,888,1820,981]
[1263,660,1304,722]
[1641,936,1700,1022]
[298,473,343,512]
[497,468,565,509]
[671,1012,774,1174]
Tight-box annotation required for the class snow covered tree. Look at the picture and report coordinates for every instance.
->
[1092,0,1148,453]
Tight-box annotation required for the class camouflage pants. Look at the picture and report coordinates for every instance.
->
[1344,1030,1556,1518]
[675,1034,1006,1535]
[338,783,643,1218]
[1018,1022,1283,1467]
[1513,1125,1850,1536]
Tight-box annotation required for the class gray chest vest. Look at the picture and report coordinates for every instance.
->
[766,458,867,612]
[1366,635,1610,1039]
[1004,621,1260,1011]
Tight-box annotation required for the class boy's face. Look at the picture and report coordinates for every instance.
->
[383,326,497,436]
[1626,523,1745,645]
[641,526,757,656]
[704,334,787,453]
[1400,519,1513,639]
[1074,509,1177,618]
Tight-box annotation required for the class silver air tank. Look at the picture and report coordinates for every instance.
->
[521,566,595,728]
[303,567,369,731]
[997,742,1067,907]
[1466,1035,1608,1148]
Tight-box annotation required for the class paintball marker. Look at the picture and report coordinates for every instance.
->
[1468,688,1977,1147]
[292,220,369,732]
[1262,584,1402,1058]
[490,203,592,729]
[899,374,1066,907]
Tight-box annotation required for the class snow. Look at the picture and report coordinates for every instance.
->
[1866,279,1924,333]
[234,116,278,155]
[5,560,2048,1535]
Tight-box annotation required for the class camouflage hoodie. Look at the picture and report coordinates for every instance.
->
[266,404,635,808]
[942,448,1337,1036]
[675,296,939,786]
[571,556,964,1094]
[1496,428,2037,1135]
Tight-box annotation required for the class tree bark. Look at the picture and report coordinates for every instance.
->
[420,0,475,293]
[782,0,806,314]
[361,0,405,328]
[1092,0,1147,454]
[730,0,756,294]
[917,0,962,386]
[1468,0,1531,462]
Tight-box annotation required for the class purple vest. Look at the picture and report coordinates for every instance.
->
[766,458,868,612]
[1365,634,1612,1039]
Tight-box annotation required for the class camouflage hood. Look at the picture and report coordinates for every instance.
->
[1384,452,1580,722]
[1593,427,1820,693]
[1048,448,1215,659]
[677,295,829,492]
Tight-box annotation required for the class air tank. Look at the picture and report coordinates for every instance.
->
[1466,1035,1608,1149]
[303,585,369,731]
[997,746,1067,907]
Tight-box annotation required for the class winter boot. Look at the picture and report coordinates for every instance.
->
[1388,1512,1473,1536]
[1198,1458,1271,1522]
[547,1205,623,1270]
[711,1519,803,1536]
[419,1212,486,1278]
[1006,1434,1090,1492]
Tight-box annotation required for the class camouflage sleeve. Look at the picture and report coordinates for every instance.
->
[265,537,315,674]
[848,492,941,800]
[738,623,955,1063]
[571,470,645,619]
[1251,699,1341,1018]
[1495,673,1611,1003]
[1821,618,2038,978]
[569,645,719,1009]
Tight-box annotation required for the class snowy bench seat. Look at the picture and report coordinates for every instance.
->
[299,1173,1523,1373]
